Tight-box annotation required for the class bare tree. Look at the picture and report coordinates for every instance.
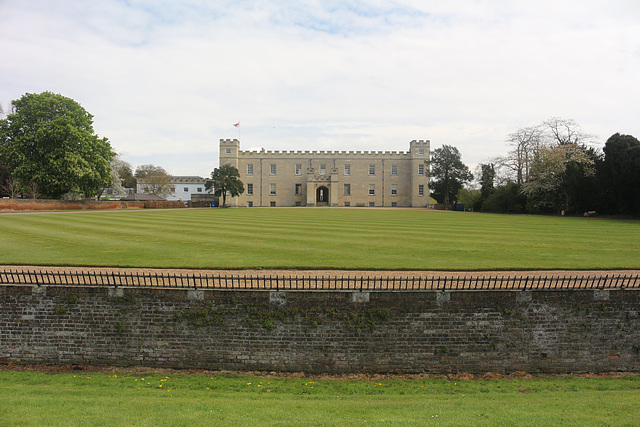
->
[498,125,544,184]
[543,117,595,146]
[0,175,22,198]
[134,164,174,198]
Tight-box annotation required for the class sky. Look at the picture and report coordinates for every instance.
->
[1,0,639,178]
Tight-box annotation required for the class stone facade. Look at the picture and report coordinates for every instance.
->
[219,139,430,207]
[2,284,640,374]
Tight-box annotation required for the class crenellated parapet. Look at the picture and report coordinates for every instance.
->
[238,149,412,158]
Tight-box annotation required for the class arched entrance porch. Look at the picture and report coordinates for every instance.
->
[316,186,329,206]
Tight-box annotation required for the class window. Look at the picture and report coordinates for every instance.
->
[270,201,276,207]
[391,165,398,176]
[295,201,301,206]
[391,184,397,196]
[369,202,375,207]
[344,201,350,207]
[369,164,375,175]
[197,187,202,193]
[247,183,253,195]
[295,184,302,195]
[344,183,351,196]
[270,183,276,195]
[295,164,302,175]
[418,184,424,197]
[247,201,253,207]
[270,164,276,175]
[184,187,188,192]
[320,164,326,175]
[369,184,375,196]
[344,164,351,175]
[391,202,397,207]
[247,164,253,175]
[418,164,425,176]
[418,149,424,155]
[225,148,231,155]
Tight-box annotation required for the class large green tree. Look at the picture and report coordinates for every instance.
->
[0,92,114,198]
[205,164,244,207]
[428,145,473,208]
[600,133,640,215]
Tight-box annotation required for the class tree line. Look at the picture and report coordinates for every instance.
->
[434,118,640,217]
[2,92,636,215]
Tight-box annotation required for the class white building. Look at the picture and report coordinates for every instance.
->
[166,176,207,202]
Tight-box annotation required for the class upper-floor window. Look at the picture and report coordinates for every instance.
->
[270,183,276,195]
[183,187,188,192]
[418,149,424,155]
[247,183,253,195]
[344,183,351,196]
[270,164,276,175]
[295,183,302,195]
[391,184,398,196]
[295,164,302,175]
[344,165,351,175]
[391,165,398,176]
[247,164,253,175]
[369,184,375,196]
[418,164,425,176]
[320,164,326,175]
[369,164,375,175]
[225,148,231,155]
[418,184,424,196]
[197,187,203,192]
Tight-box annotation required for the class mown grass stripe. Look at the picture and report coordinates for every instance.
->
[0,209,638,270]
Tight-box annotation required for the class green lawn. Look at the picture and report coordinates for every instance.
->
[0,208,638,270]
[1,370,639,426]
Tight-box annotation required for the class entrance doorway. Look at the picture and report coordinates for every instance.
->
[316,186,329,206]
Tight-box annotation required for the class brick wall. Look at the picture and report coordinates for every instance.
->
[1,285,639,374]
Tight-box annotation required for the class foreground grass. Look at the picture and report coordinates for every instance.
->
[1,370,639,426]
[0,208,638,270]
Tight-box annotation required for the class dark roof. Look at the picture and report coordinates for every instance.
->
[120,193,166,201]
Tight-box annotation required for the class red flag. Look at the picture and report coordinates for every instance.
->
[233,122,240,127]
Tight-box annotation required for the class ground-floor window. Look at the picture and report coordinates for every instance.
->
[344,201,350,207]
[247,201,253,207]
[270,201,276,207]
[369,202,375,207]
[391,202,397,207]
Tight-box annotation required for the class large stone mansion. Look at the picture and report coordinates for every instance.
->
[220,139,430,207]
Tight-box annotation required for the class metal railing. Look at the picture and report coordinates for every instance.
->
[1,269,639,291]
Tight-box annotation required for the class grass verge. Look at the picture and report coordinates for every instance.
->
[1,370,639,425]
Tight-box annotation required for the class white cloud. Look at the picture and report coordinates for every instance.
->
[1,0,639,176]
